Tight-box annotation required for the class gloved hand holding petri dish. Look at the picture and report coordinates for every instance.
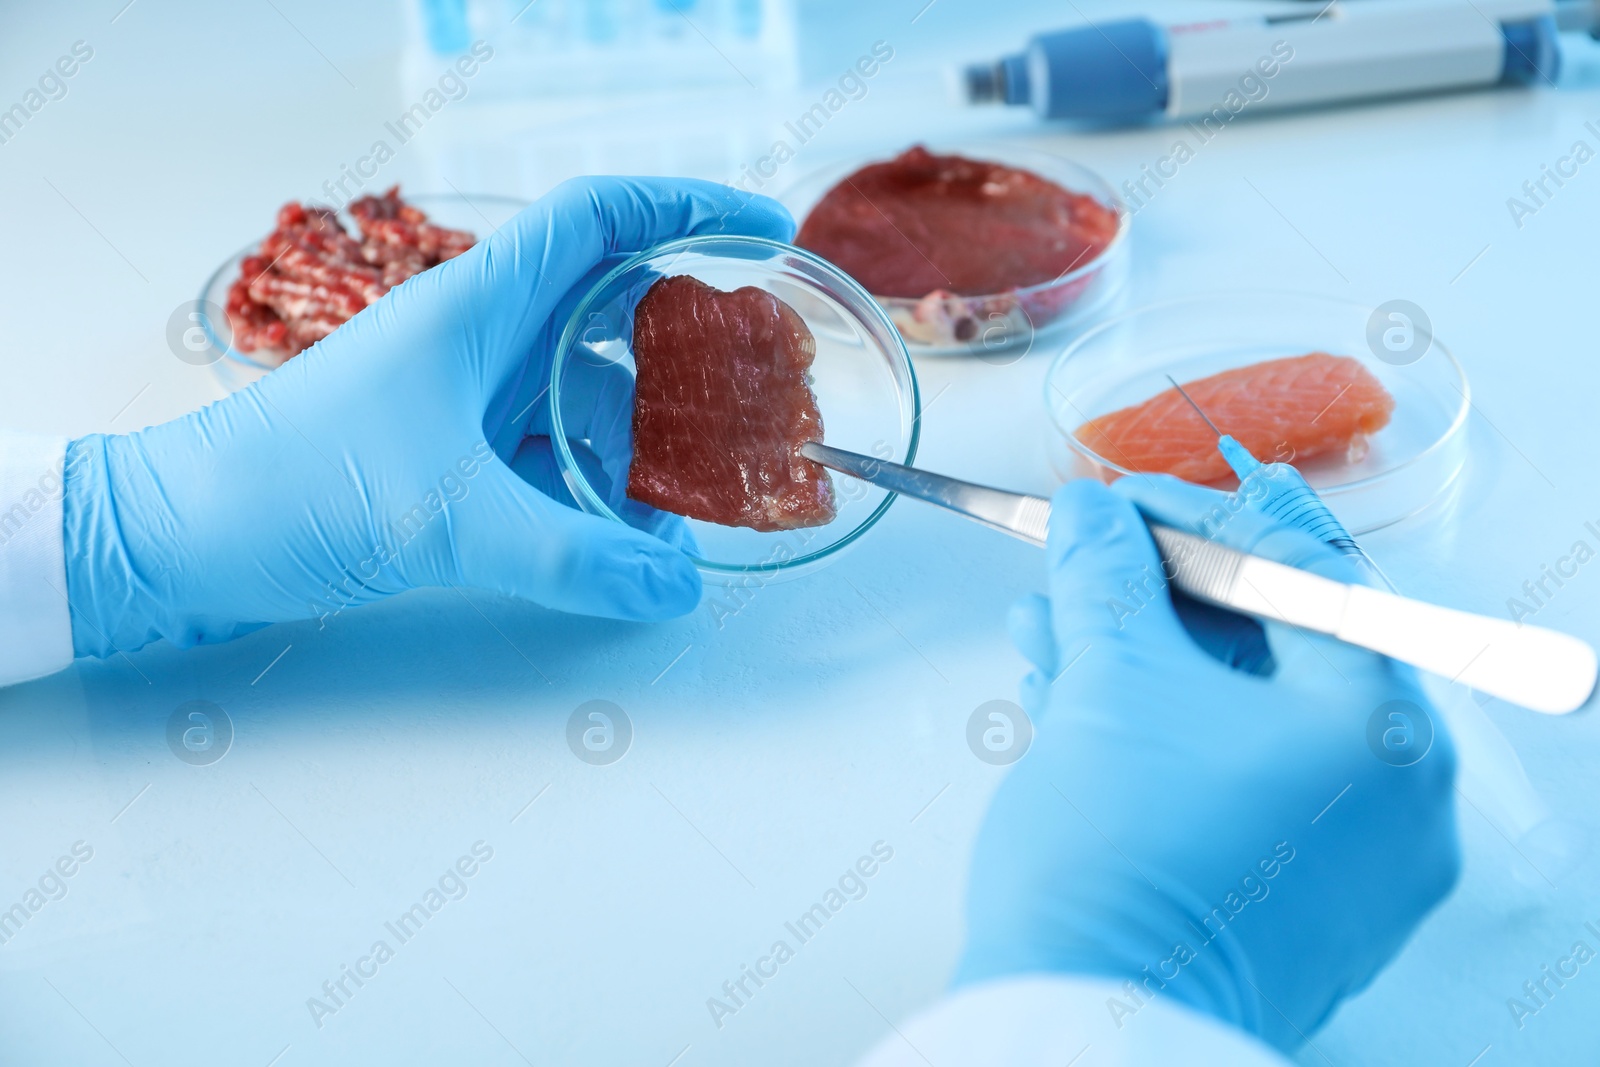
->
[64,178,807,657]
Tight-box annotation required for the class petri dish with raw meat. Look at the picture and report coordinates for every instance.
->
[549,235,921,580]
[199,192,528,392]
[1045,292,1470,534]
[781,144,1129,355]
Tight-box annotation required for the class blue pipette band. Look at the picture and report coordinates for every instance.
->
[1218,436,1262,477]
[1501,16,1561,85]
[997,19,1170,121]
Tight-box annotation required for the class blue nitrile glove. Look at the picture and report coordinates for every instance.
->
[1158,462,1330,677]
[957,475,1460,1052]
[63,178,794,656]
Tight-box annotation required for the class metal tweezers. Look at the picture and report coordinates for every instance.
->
[802,442,1597,715]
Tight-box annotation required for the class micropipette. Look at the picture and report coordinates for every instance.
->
[962,1,1593,128]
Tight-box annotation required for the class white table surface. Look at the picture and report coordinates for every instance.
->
[2,2,1599,1064]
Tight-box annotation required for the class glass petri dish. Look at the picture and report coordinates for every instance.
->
[777,142,1130,357]
[549,235,920,581]
[197,193,529,391]
[1044,292,1469,534]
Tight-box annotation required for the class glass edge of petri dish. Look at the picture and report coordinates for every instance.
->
[775,143,1132,353]
[1042,290,1472,500]
[548,233,922,579]
[199,245,273,373]
[201,192,530,375]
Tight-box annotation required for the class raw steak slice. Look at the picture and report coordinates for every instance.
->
[1074,353,1396,483]
[794,145,1120,299]
[627,275,836,532]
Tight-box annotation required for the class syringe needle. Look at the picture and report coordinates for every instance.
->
[1165,373,1226,439]
[1165,373,1264,478]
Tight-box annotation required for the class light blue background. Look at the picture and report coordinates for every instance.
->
[1,2,1598,1064]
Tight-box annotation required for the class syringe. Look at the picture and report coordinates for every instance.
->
[963,1,1591,127]
[1164,375,1374,563]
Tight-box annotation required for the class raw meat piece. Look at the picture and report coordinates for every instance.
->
[627,275,836,532]
[794,145,1120,299]
[225,254,289,352]
[224,186,476,361]
[1074,353,1396,483]
[349,187,476,262]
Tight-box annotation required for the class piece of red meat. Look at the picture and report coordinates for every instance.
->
[350,187,475,263]
[225,260,288,352]
[627,275,836,532]
[794,145,1120,299]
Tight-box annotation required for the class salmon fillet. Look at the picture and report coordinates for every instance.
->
[627,275,836,532]
[1074,353,1395,483]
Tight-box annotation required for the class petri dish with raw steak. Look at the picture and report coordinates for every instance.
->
[627,275,837,532]
[548,235,920,579]
[786,145,1128,352]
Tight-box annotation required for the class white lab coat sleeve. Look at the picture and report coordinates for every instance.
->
[0,432,75,685]
[854,976,1294,1067]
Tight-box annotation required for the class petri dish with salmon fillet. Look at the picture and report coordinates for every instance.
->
[549,235,920,581]
[1045,292,1469,534]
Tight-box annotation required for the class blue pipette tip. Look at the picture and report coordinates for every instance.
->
[1163,379,1370,567]
[1217,435,1263,479]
